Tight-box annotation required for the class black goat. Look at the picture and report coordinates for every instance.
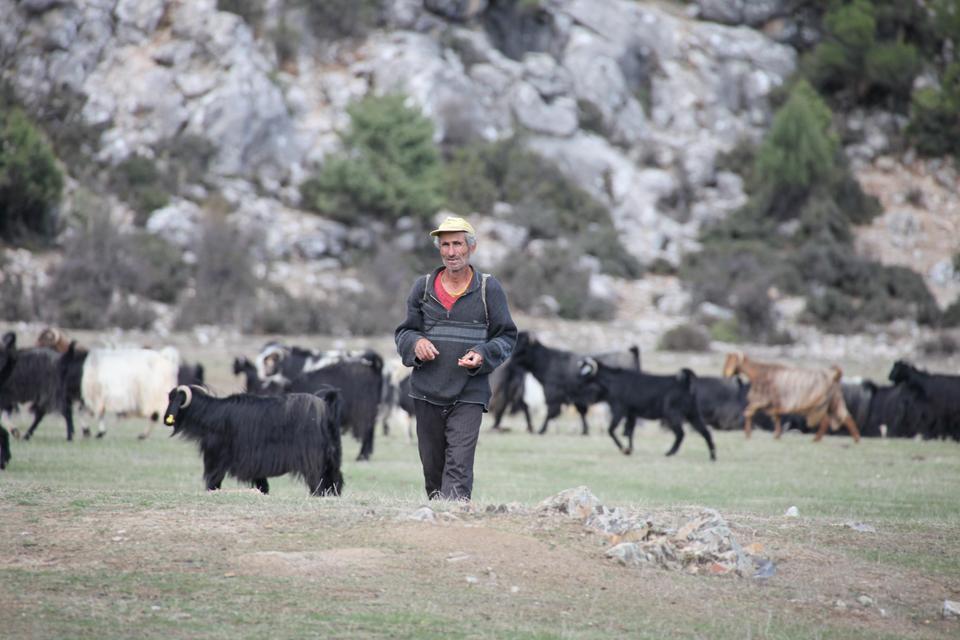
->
[578,358,716,461]
[693,376,748,432]
[858,381,914,438]
[256,342,383,385]
[164,385,343,495]
[178,362,205,386]
[0,342,76,441]
[233,356,283,394]
[488,356,534,432]
[233,356,382,461]
[283,360,382,462]
[888,360,960,441]
[379,371,415,437]
[510,332,639,435]
[0,332,18,468]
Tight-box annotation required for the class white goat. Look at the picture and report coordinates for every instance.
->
[80,347,180,439]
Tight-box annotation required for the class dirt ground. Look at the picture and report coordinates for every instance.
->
[4,488,959,639]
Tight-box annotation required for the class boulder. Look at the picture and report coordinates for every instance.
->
[509,82,578,137]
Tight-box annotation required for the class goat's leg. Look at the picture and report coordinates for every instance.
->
[844,416,861,443]
[356,422,375,461]
[687,409,717,461]
[575,403,590,436]
[491,400,509,431]
[521,404,533,433]
[773,414,783,439]
[138,414,158,440]
[742,404,764,439]
[23,406,46,441]
[813,417,829,442]
[537,402,562,435]
[662,414,685,457]
[62,399,76,441]
[622,415,637,455]
[203,451,227,491]
[607,407,627,453]
[252,478,270,494]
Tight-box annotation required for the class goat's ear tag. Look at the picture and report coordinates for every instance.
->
[165,415,174,425]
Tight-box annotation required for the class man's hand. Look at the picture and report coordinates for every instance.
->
[458,350,483,369]
[415,338,439,361]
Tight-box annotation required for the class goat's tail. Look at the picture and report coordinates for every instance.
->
[678,368,697,392]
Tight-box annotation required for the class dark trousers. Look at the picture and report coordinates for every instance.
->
[414,400,484,501]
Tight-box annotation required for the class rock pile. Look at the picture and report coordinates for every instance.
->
[539,486,769,577]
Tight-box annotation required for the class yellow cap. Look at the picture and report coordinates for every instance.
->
[429,215,476,237]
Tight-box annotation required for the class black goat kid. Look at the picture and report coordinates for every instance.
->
[510,332,633,436]
[164,385,344,496]
[0,342,76,441]
[578,358,716,461]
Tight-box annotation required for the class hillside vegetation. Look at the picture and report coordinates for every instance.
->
[0,0,957,340]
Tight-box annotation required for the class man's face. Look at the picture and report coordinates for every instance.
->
[437,232,474,273]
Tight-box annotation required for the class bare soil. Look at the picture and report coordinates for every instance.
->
[4,492,959,638]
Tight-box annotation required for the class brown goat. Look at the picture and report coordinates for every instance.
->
[723,352,861,442]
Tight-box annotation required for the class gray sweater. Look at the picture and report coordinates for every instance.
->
[395,267,517,408]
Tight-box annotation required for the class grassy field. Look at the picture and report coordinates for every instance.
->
[3,407,960,639]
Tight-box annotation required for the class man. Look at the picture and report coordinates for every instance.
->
[395,215,517,501]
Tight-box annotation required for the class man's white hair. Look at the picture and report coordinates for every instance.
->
[433,231,477,249]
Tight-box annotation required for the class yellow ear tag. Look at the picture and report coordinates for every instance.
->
[165,415,174,425]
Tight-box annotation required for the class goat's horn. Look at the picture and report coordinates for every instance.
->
[176,385,193,408]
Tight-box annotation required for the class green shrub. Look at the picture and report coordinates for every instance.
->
[445,135,640,278]
[920,332,960,356]
[271,19,300,69]
[802,0,933,110]
[217,0,265,29]
[576,99,607,137]
[932,0,960,45]
[754,81,838,201]
[302,0,381,40]
[805,0,875,95]
[942,298,960,328]
[110,155,169,225]
[176,220,261,330]
[709,319,741,344]
[43,200,186,328]
[301,94,445,223]
[864,41,921,105]
[658,324,711,352]
[0,107,63,244]
[791,243,940,329]
[499,244,615,321]
[907,63,960,158]
[0,253,36,321]
[121,231,190,304]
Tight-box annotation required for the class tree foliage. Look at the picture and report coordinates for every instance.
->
[802,0,931,110]
[0,107,63,244]
[755,80,838,198]
[301,94,445,223]
[682,79,935,339]
[908,63,960,157]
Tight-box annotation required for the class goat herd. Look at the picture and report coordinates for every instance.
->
[0,328,957,496]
